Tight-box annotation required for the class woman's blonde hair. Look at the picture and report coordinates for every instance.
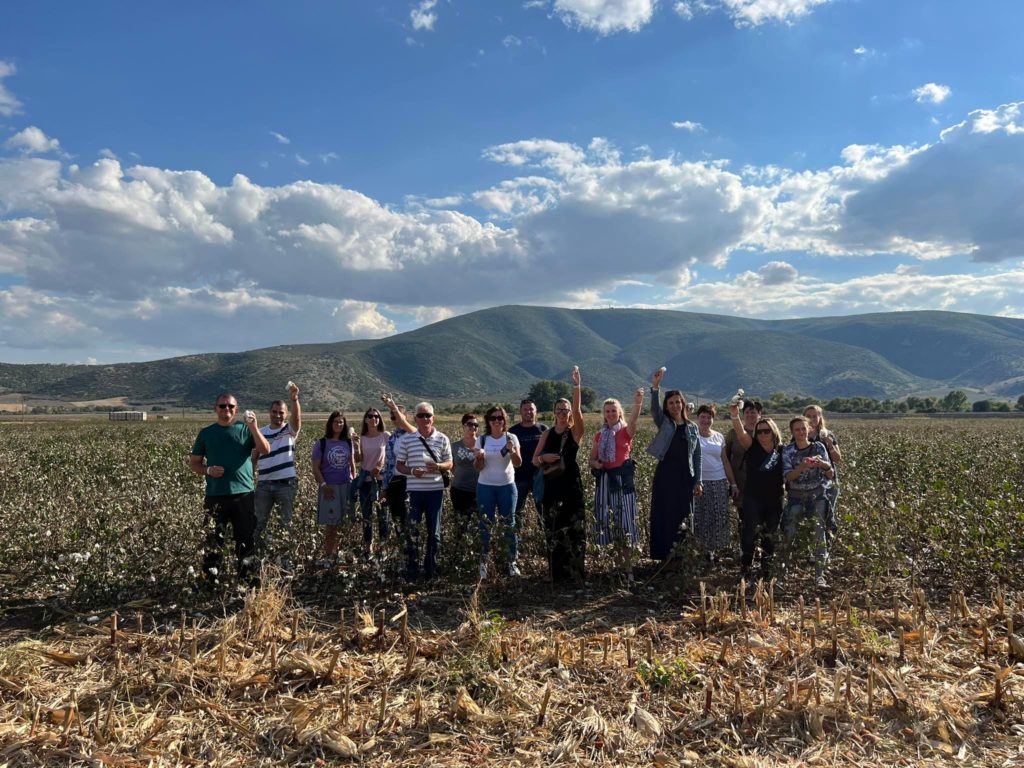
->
[803,404,826,431]
[602,398,623,424]
[553,397,575,428]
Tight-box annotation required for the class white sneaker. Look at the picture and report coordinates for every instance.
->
[815,574,829,589]
[508,562,521,577]
[478,562,488,581]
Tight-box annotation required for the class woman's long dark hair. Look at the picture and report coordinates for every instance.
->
[662,389,690,423]
[360,408,384,436]
[323,410,352,448]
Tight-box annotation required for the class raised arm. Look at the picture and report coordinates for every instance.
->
[383,394,415,434]
[288,382,301,435]
[728,402,752,450]
[625,387,644,438]
[571,365,585,442]
[248,416,271,456]
[650,368,665,427]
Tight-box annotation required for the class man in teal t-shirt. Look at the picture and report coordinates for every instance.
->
[190,392,271,586]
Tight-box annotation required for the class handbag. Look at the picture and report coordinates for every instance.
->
[541,430,569,479]
[417,434,452,488]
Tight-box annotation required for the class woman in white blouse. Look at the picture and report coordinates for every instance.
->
[693,404,739,558]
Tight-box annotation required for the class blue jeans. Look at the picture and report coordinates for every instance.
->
[478,483,518,562]
[783,491,831,574]
[356,470,388,546]
[253,478,297,549]
[406,490,443,580]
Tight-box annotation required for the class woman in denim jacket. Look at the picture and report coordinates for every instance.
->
[646,368,703,568]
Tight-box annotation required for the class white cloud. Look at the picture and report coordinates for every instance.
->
[99,148,118,160]
[755,260,798,285]
[295,154,310,166]
[320,151,339,163]
[553,0,658,35]
[0,61,23,117]
[4,126,61,155]
[675,0,831,26]
[503,35,523,47]
[671,120,704,132]
[410,0,439,31]
[269,131,291,145]
[912,82,951,105]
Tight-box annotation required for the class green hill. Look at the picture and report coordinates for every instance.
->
[3,306,1024,408]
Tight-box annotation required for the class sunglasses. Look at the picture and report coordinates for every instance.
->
[755,428,773,435]
[554,408,570,414]
[488,416,505,422]
[416,413,433,419]
[464,422,479,428]
[365,414,381,420]
[217,404,237,410]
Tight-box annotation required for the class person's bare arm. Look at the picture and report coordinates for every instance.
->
[728,403,753,450]
[625,387,643,437]
[288,383,301,435]
[570,365,585,443]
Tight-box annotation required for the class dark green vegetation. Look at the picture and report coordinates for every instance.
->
[4,307,1024,409]
[1,417,1021,612]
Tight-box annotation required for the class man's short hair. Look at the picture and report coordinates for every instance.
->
[270,399,288,409]
[215,392,238,404]
[743,400,763,414]
[520,398,535,407]
[414,401,434,415]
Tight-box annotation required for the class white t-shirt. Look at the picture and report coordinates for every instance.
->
[476,432,520,487]
[698,430,727,482]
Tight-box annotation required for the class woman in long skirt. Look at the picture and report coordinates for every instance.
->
[589,388,643,582]
[693,404,738,557]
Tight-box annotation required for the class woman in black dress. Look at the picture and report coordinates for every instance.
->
[728,402,784,581]
[533,366,586,584]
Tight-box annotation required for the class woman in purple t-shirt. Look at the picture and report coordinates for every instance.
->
[311,411,355,566]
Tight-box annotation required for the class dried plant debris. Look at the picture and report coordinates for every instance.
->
[1,578,1022,766]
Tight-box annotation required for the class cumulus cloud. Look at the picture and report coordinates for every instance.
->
[553,0,658,35]
[913,82,951,105]
[0,61,22,117]
[4,126,61,155]
[2,102,1024,360]
[410,0,439,31]
[671,120,704,132]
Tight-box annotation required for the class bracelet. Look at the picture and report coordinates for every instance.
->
[319,481,327,488]
[205,466,212,476]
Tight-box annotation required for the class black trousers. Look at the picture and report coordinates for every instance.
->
[203,492,257,583]
[740,494,782,569]
[384,477,409,536]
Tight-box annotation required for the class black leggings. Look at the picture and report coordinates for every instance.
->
[740,493,782,569]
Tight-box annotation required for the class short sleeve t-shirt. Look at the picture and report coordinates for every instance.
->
[508,422,547,482]
[782,442,831,493]
[192,422,257,496]
[312,439,353,485]
[257,423,298,481]
[358,433,388,473]
[698,431,727,482]
[396,430,453,491]
[476,433,520,487]
[451,440,480,492]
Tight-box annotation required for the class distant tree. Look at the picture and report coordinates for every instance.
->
[972,399,993,412]
[940,390,969,412]
[527,379,597,411]
[1016,395,1024,411]
[995,401,1011,412]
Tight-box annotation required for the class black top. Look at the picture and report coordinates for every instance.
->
[742,442,783,501]
[509,422,548,482]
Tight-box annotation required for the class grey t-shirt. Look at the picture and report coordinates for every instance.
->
[451,439,480,492]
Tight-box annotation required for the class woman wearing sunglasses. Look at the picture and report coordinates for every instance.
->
[356,407,389,560]
[533,365,586,584]
[474,406,522,579]
[311,411,356,567]
[450,413,482,553]
[728,402,784,581]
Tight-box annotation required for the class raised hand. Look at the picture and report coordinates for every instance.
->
[633,387,644,407]
[571,365,581,387]
[651,367,665,389]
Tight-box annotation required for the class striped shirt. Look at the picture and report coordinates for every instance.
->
[257,423,298,481]
[395,429,452,492]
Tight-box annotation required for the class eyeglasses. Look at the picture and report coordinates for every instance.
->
[416,413,433,419]
[366,414,381,420]
[488,416,505,422]
[464,422,479,428]
[217,404,237,410]
[554,408,570,414]
[755,428,773,435]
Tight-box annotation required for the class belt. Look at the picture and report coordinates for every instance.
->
[258,478,296,484]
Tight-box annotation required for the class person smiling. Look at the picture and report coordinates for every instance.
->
[729,402,785,582]
[782,415,835,588]
[253,382,301,560]
[474,406,522,580]
[190,392,271,587]
[311,411,356,567]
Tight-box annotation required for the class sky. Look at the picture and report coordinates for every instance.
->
[1,0,1023,364]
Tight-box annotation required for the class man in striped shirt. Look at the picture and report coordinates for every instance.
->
[254,382,302,555]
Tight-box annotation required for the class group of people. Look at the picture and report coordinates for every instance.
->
[187,368,842,590]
